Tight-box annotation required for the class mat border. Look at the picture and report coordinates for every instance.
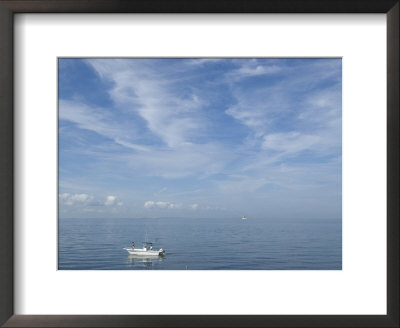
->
[0,0,398,327]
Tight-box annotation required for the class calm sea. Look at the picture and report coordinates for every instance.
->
[58,217,341,270]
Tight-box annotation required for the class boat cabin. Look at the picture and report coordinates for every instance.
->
[142,242,153,250]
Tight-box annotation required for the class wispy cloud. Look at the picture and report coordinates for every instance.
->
[59,99,149,152]
[86,59,206,149]
[262,132,321,154]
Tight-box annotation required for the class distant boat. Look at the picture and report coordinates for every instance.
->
[241,216,247,220]
[124,241,165,256]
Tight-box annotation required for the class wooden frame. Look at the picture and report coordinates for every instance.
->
[0,0,398,327]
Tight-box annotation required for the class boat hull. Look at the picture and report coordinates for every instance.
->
[123,247,165,256]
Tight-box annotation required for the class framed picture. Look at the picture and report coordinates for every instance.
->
[0,1,398,327]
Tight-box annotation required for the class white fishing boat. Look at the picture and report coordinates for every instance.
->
[124,241,165,256]
[241,215,247,220]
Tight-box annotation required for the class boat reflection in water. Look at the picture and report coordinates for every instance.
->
[127,254,165,269]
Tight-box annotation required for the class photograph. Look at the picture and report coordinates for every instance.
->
[1,0,397,325]
[58,58,342,270]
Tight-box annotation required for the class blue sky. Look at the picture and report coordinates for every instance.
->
[58,58,342,219]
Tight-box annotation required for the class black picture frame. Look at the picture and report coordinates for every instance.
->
[0,1,398,327]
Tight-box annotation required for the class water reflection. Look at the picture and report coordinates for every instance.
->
[127,254,165,269]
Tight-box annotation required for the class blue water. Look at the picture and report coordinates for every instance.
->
[58,217,341,270]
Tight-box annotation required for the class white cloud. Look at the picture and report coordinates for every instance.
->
[166,202,182,209]
[104,195,117,206]
[59,193,123,208]
[144,201,155,208]
[59,193,94,206]
[190,204,199,210]
[144,200,182,209]
[103,195,123,207]
[155,201,169,208]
